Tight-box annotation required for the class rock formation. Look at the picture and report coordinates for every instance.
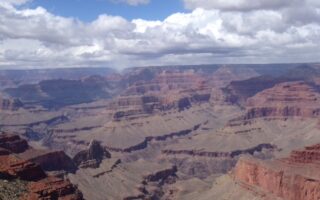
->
[0,150,46,181]
[242,81,320,120]
[73,140,111,168]
[0,133,83,200]
[27,151,77,173]
[111,69,211,117]
[283,144,320,164]
[210,66,259,88]
[225,76,295,105]
[0,96,23,111]
[22,176,83,200]
[0,133,29,153]
[233,144,320,200]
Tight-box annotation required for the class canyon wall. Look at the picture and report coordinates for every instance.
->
[0,133,83,199]
[233,144,320,200]
[239,81,320,120]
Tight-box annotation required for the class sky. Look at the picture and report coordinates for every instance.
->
[28,0,185,21]
[0,0,320,69]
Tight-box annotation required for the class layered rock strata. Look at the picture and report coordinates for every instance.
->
[73,140,111,168]
[0,133,83,200]
[233,144,320,200]
[239,81,320,120]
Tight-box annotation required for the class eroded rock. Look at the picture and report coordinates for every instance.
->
[73,140,111,168]
[233,144,320,200]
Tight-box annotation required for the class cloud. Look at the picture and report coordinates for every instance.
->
[183,0,298,11]
[0,1,319,69]
[5,0,32,6]
[110,0,150,6]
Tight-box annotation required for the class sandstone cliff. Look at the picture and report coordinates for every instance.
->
[73,140,111,168]
[0,133,29,153]
[0,133,83,200]
[233,144,320,200]
[27,150,77,173]
[241,81,320,120]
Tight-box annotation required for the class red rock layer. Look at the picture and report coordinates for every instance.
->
[243,81,320,119]
[0,133,83,200]
[283,144,320,164]
[0,151,46,181]
[125,70,206,95]
[233,144,320,200]
[22,177,83,200]
[107,70,213,120]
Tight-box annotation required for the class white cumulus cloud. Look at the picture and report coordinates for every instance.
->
[0,1,319,69]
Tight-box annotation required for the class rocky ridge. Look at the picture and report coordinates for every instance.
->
[0,133,83,200]
[242,81,320,120]
[0,96,23,111]
[233,143,320,200]
[73,140,111,168]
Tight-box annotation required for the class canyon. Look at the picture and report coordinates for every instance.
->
[0,64,320,199]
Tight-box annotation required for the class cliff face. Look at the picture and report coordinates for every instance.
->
[0,149,46,181]
[110,70,211,120]
[22,176,83,200]
[111,93,209,120]
[284,144,320,164]
[225,76,290,105]
[0,133,29,153]
[73,140,111,168]
[28,151,77,172]
[124,70,206,96]
[210,66,259,88]
[233,144,320,200]
[0,133,83,200]
[242,81,320,120]
[0,133,77,173]
[0,96,23,111]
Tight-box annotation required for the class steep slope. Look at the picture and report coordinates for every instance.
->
[0,96,23,111]
[68,159,177,200]
[0,133,83,200]
[233,143,320,200]
[243,81,320,120]
[210,66,259,88]
[73,140,111,168]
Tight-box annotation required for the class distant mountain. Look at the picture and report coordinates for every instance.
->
[224,64,320,105]
[285,64,320,80]
[0,67,115,88]
[5,76,114,109]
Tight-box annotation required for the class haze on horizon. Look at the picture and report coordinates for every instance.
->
[0,0,320,70]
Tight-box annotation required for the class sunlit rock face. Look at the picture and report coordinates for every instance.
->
[0,132,83,200]
[73,140,111,169]
[233,144,320,200]
[242,81,320,120]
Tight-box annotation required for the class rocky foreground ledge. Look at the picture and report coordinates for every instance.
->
[0,132,83,200]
